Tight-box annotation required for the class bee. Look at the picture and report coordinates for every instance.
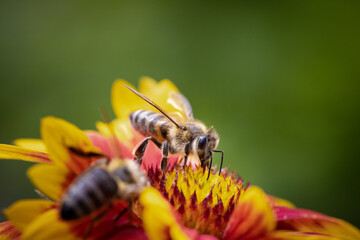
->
[125,85,224,178]
[60,157,148,221]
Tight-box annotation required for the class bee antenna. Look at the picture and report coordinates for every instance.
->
[123,84,185,131]
[213,150,224,175]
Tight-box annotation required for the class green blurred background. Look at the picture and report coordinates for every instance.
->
[1,1,359,227]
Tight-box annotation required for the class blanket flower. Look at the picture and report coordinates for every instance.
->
[0,77,359,240]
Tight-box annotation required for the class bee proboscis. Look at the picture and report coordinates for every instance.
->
[125,85,223,178]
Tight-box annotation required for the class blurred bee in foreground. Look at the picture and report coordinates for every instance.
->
[60,157,148,222]
[125,85,224,179]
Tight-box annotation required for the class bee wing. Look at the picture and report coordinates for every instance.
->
[168,92,194,120]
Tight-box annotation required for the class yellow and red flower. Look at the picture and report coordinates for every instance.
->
[0,117,143,240]
[0,77,359,240]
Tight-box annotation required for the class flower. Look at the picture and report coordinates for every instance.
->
[138,166,360,240]
[0,117,144,240]
[103,77,360,240]
[1,77,360,240]
[0,221,21,240]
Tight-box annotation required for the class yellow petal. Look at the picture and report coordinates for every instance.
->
[223,186,276,240]
[0,221,21,240]
[240,186,276,230]
[22,209,80,240]
[4,199,55,232]
[271,231,340,240]
[111,79,152,143]
[140,187,190,240]
[13,139,47,153]
[111,79,147,121]
[276,206,360,240]
[95,121,113,137]
[139,77,183,115]
[27,164,70,201]
[139,77,179,100]
[41,116,101,174]
[315,218,360,240]
[96,119,133,144]
[0,144,50,163]
[268,195,296,208]
[137,76,158,92]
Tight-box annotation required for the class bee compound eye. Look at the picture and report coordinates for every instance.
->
[197,135,209,149]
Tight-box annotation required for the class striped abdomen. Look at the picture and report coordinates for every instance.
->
[129,110,172,142]
[60,168,118,220]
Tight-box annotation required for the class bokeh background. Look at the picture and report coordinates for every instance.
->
[1,1,359,227]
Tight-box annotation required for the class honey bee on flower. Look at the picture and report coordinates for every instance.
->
[0,77,359,240]
[60,157,147,221]
[99,77,224,179]
[0,116,149,239]
[124,84,223,179]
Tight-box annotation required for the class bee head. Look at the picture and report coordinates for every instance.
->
[196,127,220,168]
[112,159,148,200]
[196,135,209,167]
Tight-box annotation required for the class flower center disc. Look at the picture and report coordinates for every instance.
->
[146,166,246,238]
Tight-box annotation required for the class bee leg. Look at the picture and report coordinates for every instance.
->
[134,137,162,165]
[113,208,127,224]
[113,201,133,227]
[127,200,133,225]
[213,150,224,175]
[134,137,152,165]
[183,142,191,169]
[161,141,169,171]
[207,152,213,180]
[113,208,128,227]
[83,204,112,240]
[83,221,93,240]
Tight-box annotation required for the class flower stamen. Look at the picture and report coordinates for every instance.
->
[146,165,246,238]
